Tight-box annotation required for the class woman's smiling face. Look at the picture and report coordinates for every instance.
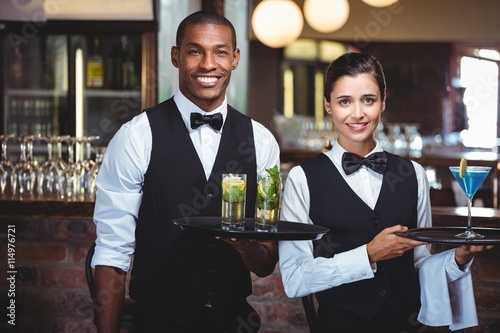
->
[324,73,385,155]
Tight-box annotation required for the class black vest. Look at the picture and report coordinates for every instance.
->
[302,152,419,321]
[129,98,257,327]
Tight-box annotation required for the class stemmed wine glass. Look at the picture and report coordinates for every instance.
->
[62,136,78,201]
[55,135,70,172]
[0,134,14,198]
[449,164,491,239]
[76,135,100,200]
[38,136,65,200]
[85,146,106,201]
[11,135,39,200]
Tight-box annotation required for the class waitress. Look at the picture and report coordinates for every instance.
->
[279,52,492,333]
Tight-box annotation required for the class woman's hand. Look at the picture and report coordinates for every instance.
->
[455,244,495,268]
[367,225,425,264]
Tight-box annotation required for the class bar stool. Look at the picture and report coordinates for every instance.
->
[301,294,317,333]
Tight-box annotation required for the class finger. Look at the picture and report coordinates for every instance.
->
[385,224,407,234]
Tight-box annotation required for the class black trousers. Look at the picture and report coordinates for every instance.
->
[314,303,428,333]
[132,301,261,333]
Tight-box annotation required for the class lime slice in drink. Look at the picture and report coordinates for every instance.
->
[258,178,272,198]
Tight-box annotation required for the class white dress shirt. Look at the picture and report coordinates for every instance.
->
[279,139,475,328]
[92,91,280,271]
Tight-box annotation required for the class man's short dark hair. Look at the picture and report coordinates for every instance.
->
[176,10,237,50]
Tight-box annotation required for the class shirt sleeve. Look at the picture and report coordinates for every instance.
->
[252,120,281,174]
[91,113,151,272]
[412,161,433,268]
[279,165,374,298]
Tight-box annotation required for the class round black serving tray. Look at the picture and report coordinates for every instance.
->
[396,227,500,245]
[173,217,329,240]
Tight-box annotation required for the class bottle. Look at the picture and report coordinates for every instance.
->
[32,99,44,136]
[19,99,31,135]
[11,47,23,88]
[8,99,19,136]
[44,99,53,136]
[121,36,139,90]
[87,37,104,88]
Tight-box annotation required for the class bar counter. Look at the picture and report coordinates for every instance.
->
[1,201,499,332]
[4,199,500,223]
[0,199,95,217]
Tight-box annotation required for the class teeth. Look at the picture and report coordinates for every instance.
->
[197,77,217,83]
[349,123,365,128]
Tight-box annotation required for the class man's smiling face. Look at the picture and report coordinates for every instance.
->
[171,23,240,112]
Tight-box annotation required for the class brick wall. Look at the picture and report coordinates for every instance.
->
[0,215,310,333]
[0,216,95,333]
[1,214,499,333]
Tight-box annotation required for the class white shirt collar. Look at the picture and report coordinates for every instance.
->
[173,90,228,131]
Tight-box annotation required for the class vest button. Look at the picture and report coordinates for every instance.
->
[208,268,216,274]
[207,194,213,200]
[379,290,387,296]
[207,291,214,296]
[372,219,379,226]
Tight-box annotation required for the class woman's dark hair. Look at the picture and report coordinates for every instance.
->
[176,10,237,50]
[324,52,386,102]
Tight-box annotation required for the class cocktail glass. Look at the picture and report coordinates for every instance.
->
[449,166,491,239]
[221,173,247,231]
[255,171,281,232]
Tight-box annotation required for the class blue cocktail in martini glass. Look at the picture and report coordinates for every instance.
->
[449,166,491,239]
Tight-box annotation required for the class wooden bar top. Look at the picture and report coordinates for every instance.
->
[432,206,500,228]
[0,200,95,218]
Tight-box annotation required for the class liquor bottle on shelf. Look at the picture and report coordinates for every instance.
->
[32,99,44,136]
[42,99,53,136]
[104,38,124,90]
[7,99,19,136]
[121,36,140,90]
[87,37,104,88]
[11,47,23,89]
[19,99,31,135]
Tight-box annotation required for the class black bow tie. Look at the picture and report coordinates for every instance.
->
[190,112,223,131]
[342,151,388,175]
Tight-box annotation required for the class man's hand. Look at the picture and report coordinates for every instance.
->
[217,237,278,277]
[367,225,425,264]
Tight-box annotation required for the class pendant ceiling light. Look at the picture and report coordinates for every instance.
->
[361,0,399,7]
[251,0,304,48]
[303,0,350,33]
